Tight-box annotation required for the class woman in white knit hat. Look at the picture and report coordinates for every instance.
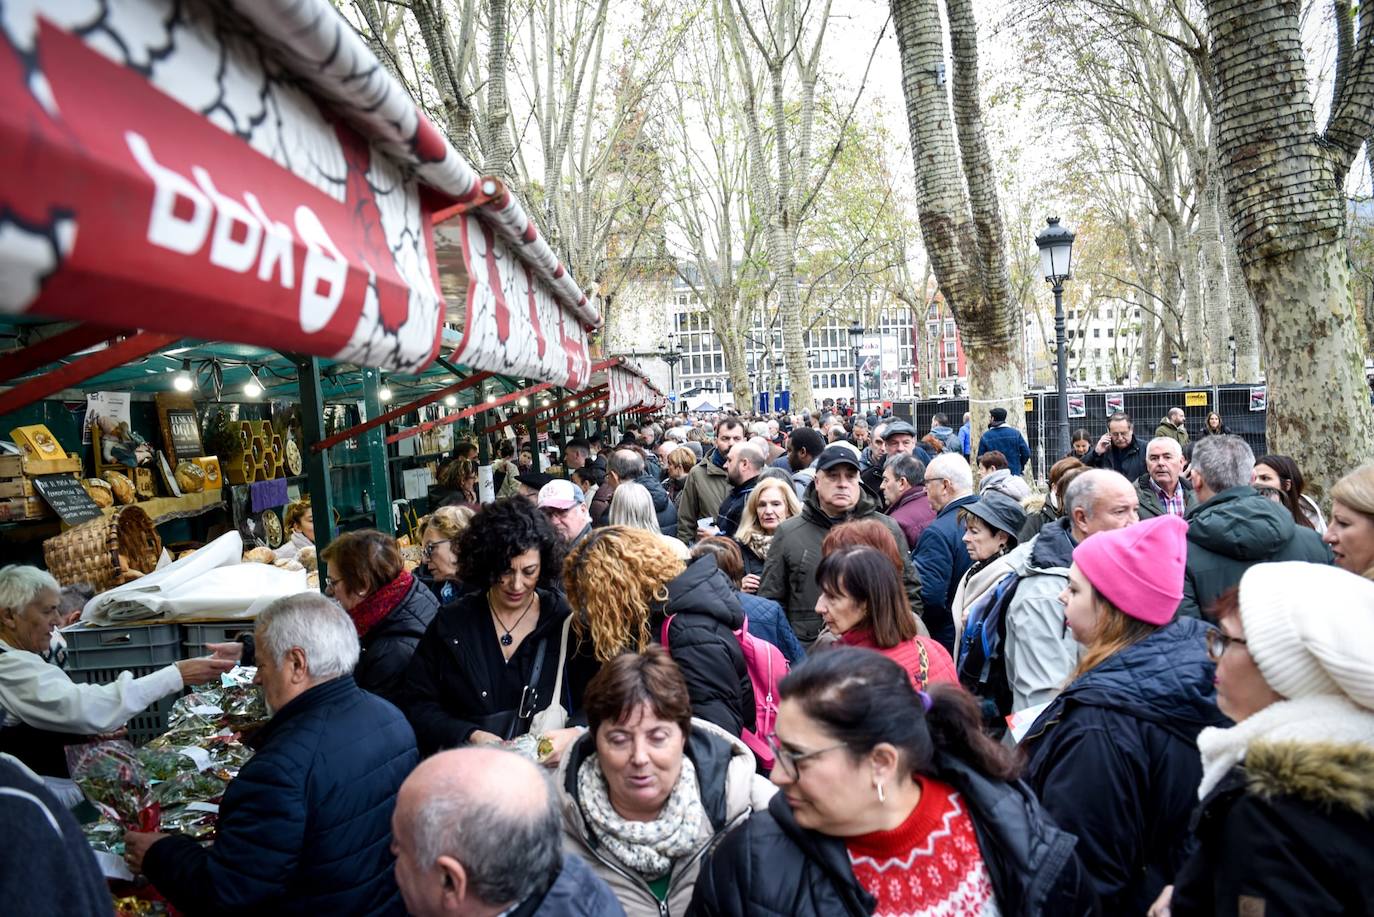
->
[1155,562,1374,917]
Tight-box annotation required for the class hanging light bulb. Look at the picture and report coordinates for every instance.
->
[540,397,550,407]
[379,375,393,401]
[243,366,263,399]
[518,396,530,407]
[444,394,457,407]
[486,393,498,403]
[173,359,194,392]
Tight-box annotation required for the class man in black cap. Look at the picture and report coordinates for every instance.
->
[514,471,554,503]
[860,418,929,507]
[976,407,1031,476]
[759,445,922,645]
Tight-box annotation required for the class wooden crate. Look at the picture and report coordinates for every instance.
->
[0,453,83,477]
[0,476,38,499]
[0,496,52,521]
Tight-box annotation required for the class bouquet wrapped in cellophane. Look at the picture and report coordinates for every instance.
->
[80,667,267,855]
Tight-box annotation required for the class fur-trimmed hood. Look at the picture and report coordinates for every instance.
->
[1244,739,1374,816]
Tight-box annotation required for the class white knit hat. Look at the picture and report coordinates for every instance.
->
[1238,562,1374,710]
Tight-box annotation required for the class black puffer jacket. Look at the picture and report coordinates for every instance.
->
[637,472,679,536]
[690,752,1098,917]
[655,555,755,738]
[355,574,438,707]
[1021,617,1228,914]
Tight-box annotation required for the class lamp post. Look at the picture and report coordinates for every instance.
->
[1035,216,1076,457]
[1148,359,1156,384]
[659,333,682,404]
[1171,352,1181,382]
[848,318,865,416]
[1228,335,1237,381]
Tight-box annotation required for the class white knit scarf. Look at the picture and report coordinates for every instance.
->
[577,754,705,879]
[1196,694,1374,799]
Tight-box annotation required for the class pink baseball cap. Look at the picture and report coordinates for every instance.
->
[537,479,584,510]
[1072,514,1188,625]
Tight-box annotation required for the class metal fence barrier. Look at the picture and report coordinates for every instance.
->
[907,384,1267,483]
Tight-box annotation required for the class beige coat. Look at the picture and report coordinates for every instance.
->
[555,718,775,917]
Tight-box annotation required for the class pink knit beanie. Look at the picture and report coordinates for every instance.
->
[1072,514,1188,625]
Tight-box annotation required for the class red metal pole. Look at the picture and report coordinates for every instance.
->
[486,384,607,433]
[386,379,558,445]
[0,324,129,384]
[310,370,493,453]
[0,331,180,416]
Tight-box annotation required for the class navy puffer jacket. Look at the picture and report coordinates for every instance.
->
[143,675,417,916]
[1021,617,1228,915]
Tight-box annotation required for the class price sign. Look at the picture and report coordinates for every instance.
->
[32,474,103,525]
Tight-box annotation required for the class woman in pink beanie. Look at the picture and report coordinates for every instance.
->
[1019,514,1227,914]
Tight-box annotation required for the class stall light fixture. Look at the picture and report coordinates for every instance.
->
[541,397,550,406]
[518,396,530,407]
[379,375,393,402]
[173,359,194,392]
[243,366,264,399]
[486,393,498,403]
[444,394,458,407]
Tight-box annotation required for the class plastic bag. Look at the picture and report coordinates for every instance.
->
[67,741,159,831]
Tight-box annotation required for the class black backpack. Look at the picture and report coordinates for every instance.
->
[955,572,1022,735]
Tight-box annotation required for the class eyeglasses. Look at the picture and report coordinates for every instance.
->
[1206,628,1247,660]
[325,575,343,594]
[766,733,848,780]
[421,539,451,559]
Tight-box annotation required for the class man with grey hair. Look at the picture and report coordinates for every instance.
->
[392,748,621,916]
[1178,435,1330,620]
[914,452,980,649]
[992,469,1141,716]
[592,448,676,535]
[881,452,935,549]
[1136,436,1195,519]
[126,593,418,915]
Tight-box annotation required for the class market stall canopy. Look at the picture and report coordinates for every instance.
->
[605,359,667,415]
[0,0,598,384]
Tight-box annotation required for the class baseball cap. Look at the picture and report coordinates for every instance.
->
[537,479,584,510]
[815,444,862,472]
[516,471,555,492]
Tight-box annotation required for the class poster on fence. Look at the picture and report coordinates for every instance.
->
[1249,386,1267,412]
[1105,393,1124,415]
[1067,393,1086,418]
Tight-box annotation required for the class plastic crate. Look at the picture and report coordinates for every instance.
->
[63,623,181,671]
[182,622,255,659]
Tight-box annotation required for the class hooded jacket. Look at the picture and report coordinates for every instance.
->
[638,471,679,535]
[676,451,732,543]
[1171,700,1374,917]
[556,719,773,917]
[1001,517,1079,713]
[1021,617,1229,915]
[656,555,756,737]
[980,467,1032,501]
[1178,486,1332,620]
[690,751,1098,917]
[758,486,922,643]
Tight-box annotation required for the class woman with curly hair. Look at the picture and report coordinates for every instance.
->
[564,527,755,738]
[403,498,598,762]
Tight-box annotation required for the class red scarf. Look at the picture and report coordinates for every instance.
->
[349,570,415,638]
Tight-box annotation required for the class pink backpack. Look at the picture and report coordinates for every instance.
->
[660,613,787,769]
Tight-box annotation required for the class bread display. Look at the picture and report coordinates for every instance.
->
[243,546,277,565]
[82,478,114,508]
[174,460,206,493]
[103,471,136,505]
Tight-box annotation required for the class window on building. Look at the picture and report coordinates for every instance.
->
[944,320,955,338]
[830,373,839,388]
[812,374,819,387]
[944,340,956,358]
[713,354,722,372]
[1107,328,1115,338]
[1092,328,1100,338]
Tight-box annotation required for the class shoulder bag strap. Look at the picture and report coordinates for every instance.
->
[917,639,930,691]
[515,636,551,734]
[547,615,573,710]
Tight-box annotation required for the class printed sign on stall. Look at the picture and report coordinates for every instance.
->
[1249,387,1268,412]
[1067,394,1086,418]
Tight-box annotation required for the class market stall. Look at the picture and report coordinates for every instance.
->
[0,1,614,901]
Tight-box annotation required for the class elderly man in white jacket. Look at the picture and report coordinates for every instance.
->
[0,565,231,804]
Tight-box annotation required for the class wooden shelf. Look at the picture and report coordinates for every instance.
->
[102,490,225,524]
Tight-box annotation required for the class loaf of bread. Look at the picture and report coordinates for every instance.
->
[174,460,206,493]
[103,471,135,505]
[83,478,114,508]
[243,546,277,565]
[295,545,318,572]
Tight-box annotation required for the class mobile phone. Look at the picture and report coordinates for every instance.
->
[697,517,716,529]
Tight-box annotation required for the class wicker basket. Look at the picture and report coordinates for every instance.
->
[43,505,162,591]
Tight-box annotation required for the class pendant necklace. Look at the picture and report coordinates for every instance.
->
[492,589,537,647]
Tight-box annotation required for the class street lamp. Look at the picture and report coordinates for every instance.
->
[1228,335,1236,381]
[848,319,865,416]
[1035,216,1076,457]
[658,333,683,405]
[1148,359,1156,384]
[1171,352,1181,382]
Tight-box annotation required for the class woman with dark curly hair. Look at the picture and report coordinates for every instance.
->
[563,527,755,739]
[402,498,598,762]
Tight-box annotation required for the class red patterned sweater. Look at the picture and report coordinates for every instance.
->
[838,628,958,691]
[845,776,999,916]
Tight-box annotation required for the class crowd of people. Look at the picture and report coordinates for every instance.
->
[2,401,1373,915]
